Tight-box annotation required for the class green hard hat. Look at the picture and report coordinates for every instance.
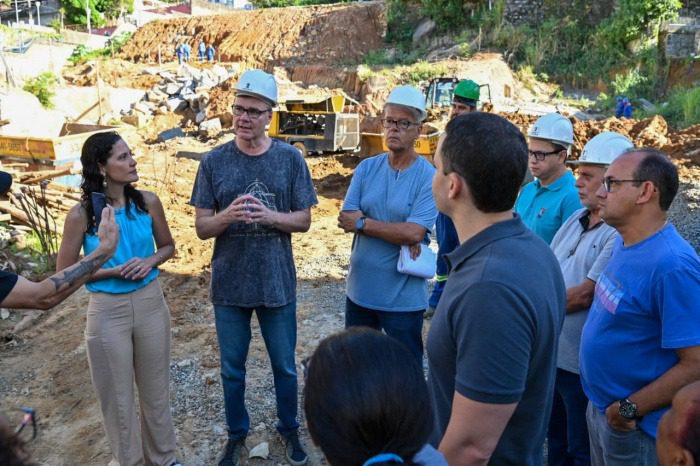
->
[453,79,480,105]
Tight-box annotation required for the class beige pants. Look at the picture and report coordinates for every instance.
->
[86,279,177,466]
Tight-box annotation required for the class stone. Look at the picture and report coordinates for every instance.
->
[158,127,185,142]
[248,442,269,459]
[412,18,436,45]
[195,111,207,124]
[199,118,222,136]
[132,101,152,115]
[164,83,182,96]
[122,113,150,127]
[165,98,186,112]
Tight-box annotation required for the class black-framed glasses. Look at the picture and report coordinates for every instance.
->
[232,105,271,119]
[381,118,419,130]
[13,407,37,442]
[603,177,646,193]
[528,149,563,161]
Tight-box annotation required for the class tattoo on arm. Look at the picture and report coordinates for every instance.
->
[50,254,106,291]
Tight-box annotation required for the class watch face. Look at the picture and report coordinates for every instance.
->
[619,399,638,419]
[355,217,365,231]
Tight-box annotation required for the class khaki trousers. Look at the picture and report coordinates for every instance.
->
[86,279,177,466]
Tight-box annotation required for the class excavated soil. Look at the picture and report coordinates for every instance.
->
[119,2,385,68]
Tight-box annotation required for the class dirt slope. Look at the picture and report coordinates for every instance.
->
[119,2,386,67]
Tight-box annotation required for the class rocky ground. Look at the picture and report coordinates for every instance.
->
[0,2,700,465]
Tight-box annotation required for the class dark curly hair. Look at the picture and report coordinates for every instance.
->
[0,414,37,466]
[80,131,147,231]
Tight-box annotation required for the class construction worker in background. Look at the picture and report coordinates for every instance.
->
[176,42,183,64]
[515,113,582,244]
[206,43,216,63]
[615,96,625,118]
[622,97,633,118]
[198,40,206,62]
[546,132,633,466]
[183,42,191,63]
[427,79,480,317]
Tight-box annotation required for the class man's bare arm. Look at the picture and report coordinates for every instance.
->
[606,345,700,430]
[439,392,517,466]
[566,279,596,313]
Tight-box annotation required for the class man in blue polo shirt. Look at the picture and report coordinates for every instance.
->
[515,113,581,244]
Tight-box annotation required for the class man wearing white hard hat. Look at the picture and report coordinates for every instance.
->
[190,69,317,466]
[546,132,633,466]
[337,85,437,368]
[515,113,582,244]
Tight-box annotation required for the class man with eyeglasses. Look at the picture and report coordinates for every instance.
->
[546,132,633,466]
[579,149,700,466]
[427,112,565,466]
[515,113,581,244]
[337,85,437,369]
[190,69,317,466]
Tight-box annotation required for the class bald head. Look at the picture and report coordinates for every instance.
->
[623,148,678,211]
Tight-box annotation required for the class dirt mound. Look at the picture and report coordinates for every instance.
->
[119,2,386,68]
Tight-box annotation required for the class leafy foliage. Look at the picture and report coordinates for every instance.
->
[63,0,134,27]
[657,86,700,129]
[23,72,57,108]
[69,32,133,64]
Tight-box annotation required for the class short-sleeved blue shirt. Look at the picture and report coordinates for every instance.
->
[343,153,437,312]
[515,170,581,244]
[580,224,700,438]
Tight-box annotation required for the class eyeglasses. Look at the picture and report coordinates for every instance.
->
[603,177,646,193]
[528,149,563,161]
[381,118,419,130]
[232,105,271,119]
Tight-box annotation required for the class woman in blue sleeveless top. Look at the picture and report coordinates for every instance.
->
[56,132,180,466]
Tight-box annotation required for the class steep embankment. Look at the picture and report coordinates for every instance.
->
[119,2,386,67]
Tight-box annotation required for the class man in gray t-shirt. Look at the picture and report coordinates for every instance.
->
[190,70,317,466]
[546,131,632,466]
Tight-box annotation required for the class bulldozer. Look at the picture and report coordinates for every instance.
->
[268,94,361,156]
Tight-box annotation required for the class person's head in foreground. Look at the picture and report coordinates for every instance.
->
[304,327,435,466]
[657,380,700,466]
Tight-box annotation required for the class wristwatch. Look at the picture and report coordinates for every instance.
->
[618,398,640,420]
[355,216,367,232]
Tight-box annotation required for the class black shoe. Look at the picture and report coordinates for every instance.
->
[216,439,245,466]
[284,432,308,466]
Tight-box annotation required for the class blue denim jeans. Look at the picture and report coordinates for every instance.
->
[214,302,300,441]
[586,402,658,466]
[547,369,591,466]
[344,297,424,368]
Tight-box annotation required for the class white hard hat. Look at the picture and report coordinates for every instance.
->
[528,113,574,147]
[572,131,633,166]
[235,69,278,106]
[385,85,427,122]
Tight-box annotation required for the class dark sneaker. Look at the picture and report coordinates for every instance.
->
[216,439,245,466]
[284,432,308,466]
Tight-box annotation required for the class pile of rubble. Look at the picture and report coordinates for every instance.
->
[120,63,238,136]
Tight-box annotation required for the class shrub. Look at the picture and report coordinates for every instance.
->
[658,86,700,129]
[23,72,57,108]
